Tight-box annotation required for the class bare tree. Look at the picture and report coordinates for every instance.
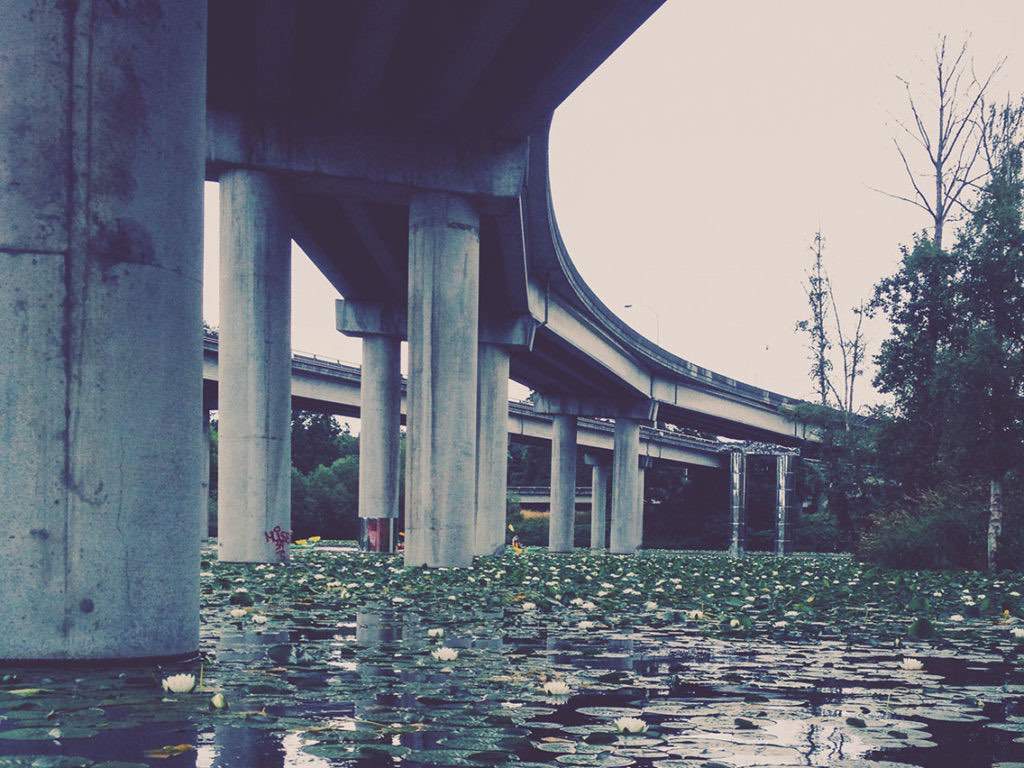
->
[796,231,867,428]
[878,37,1003,250]
[797,231,832,407]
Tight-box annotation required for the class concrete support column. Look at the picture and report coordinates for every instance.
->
[0,0,206,660]
[358,335,402,552]
[549,414,578,552]
[636,464,647,550]
[728,451,746,557]
[475,343,511,556]
[589,464,610,549]
[217,170,292,563]
[775,454,792,556]
[405,192,479,567]
[610,418,641,554]
[201,411,212,541]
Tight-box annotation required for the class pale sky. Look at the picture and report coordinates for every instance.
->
[203,0,1024,410]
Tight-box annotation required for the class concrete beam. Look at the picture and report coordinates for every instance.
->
[337,299,406,338]
[533,394,657,422]
[480,314,538,350]
[206,110,528,205]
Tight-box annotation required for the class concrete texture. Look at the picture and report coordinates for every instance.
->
[775,454,791,556]
[0,0,206,660]
[728,451,746,557]
[590,464,610,549]
[610,419,641,554]
[217,170,292,563]
[636,465,646,549]
[358,336,401,522]
[404,192,479,567]
[548,414,578,552]
[202,411,212,540]
[475,343,511,556]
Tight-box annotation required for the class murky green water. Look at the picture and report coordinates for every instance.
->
[3,546,1024,767]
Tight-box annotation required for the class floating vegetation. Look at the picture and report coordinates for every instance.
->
[2,545,1024,766]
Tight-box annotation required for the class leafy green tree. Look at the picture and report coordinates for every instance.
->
[943,99,1024,568]
[291,410,356,473]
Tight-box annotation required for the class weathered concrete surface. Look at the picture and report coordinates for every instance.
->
[549,414,578,552]
[610,418,641,554]
[358,335,401,522]
[775,454,791,556]
[636,465,647,549]
[202,410,212,540]
[404,193,479,567]
[217,170,292,563]
[475,343,510,556]
[590,463,610,549]
[0,0,206,659]
[728,451,746,557]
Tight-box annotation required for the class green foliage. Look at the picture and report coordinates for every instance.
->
[291,411,356,474]
[858,484,1016,570]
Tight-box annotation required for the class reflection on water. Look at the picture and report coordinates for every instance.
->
[3,614,1024,766]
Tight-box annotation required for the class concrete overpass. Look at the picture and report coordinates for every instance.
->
[3,0,806,661]
[202,334,725,470]
[511,486,593,508]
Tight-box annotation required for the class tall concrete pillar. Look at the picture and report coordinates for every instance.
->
[475,343,511,556]
[0,0,206,660]
[775,454,792,556]
[589,463,610,549]
[217,170,292,563]
[636,464,647,550]
[728,451,746,557]
[549,414,578,552]
[610,418,641,554]
[358,335,401,552]
[404,192,479,567]
[201,411,211,541]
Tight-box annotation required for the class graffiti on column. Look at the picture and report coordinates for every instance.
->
[264,526,292,561]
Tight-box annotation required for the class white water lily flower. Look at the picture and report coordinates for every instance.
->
[542,679,571,696]
[949,614,964,622]
[613,716,647,734]
[577,620,595,630]
[427,628,444,638]
[520,602,536,611]
[210,692,227,709]
[1011,627,1024,640]
[161,673,196,694]
[729,618,741,628]
[773,620,787,629]
[251,614,268,625]
[644,601,658,611]
[581,601,596,611]
[686,610,704,620]
[431,647,459,661]
[785,610,799,618]
[899,658,924,671]
[229,608,246,619]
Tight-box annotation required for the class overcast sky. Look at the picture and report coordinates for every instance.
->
[203,0,1024,409]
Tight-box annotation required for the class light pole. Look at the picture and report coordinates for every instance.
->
[624,303,661,345]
